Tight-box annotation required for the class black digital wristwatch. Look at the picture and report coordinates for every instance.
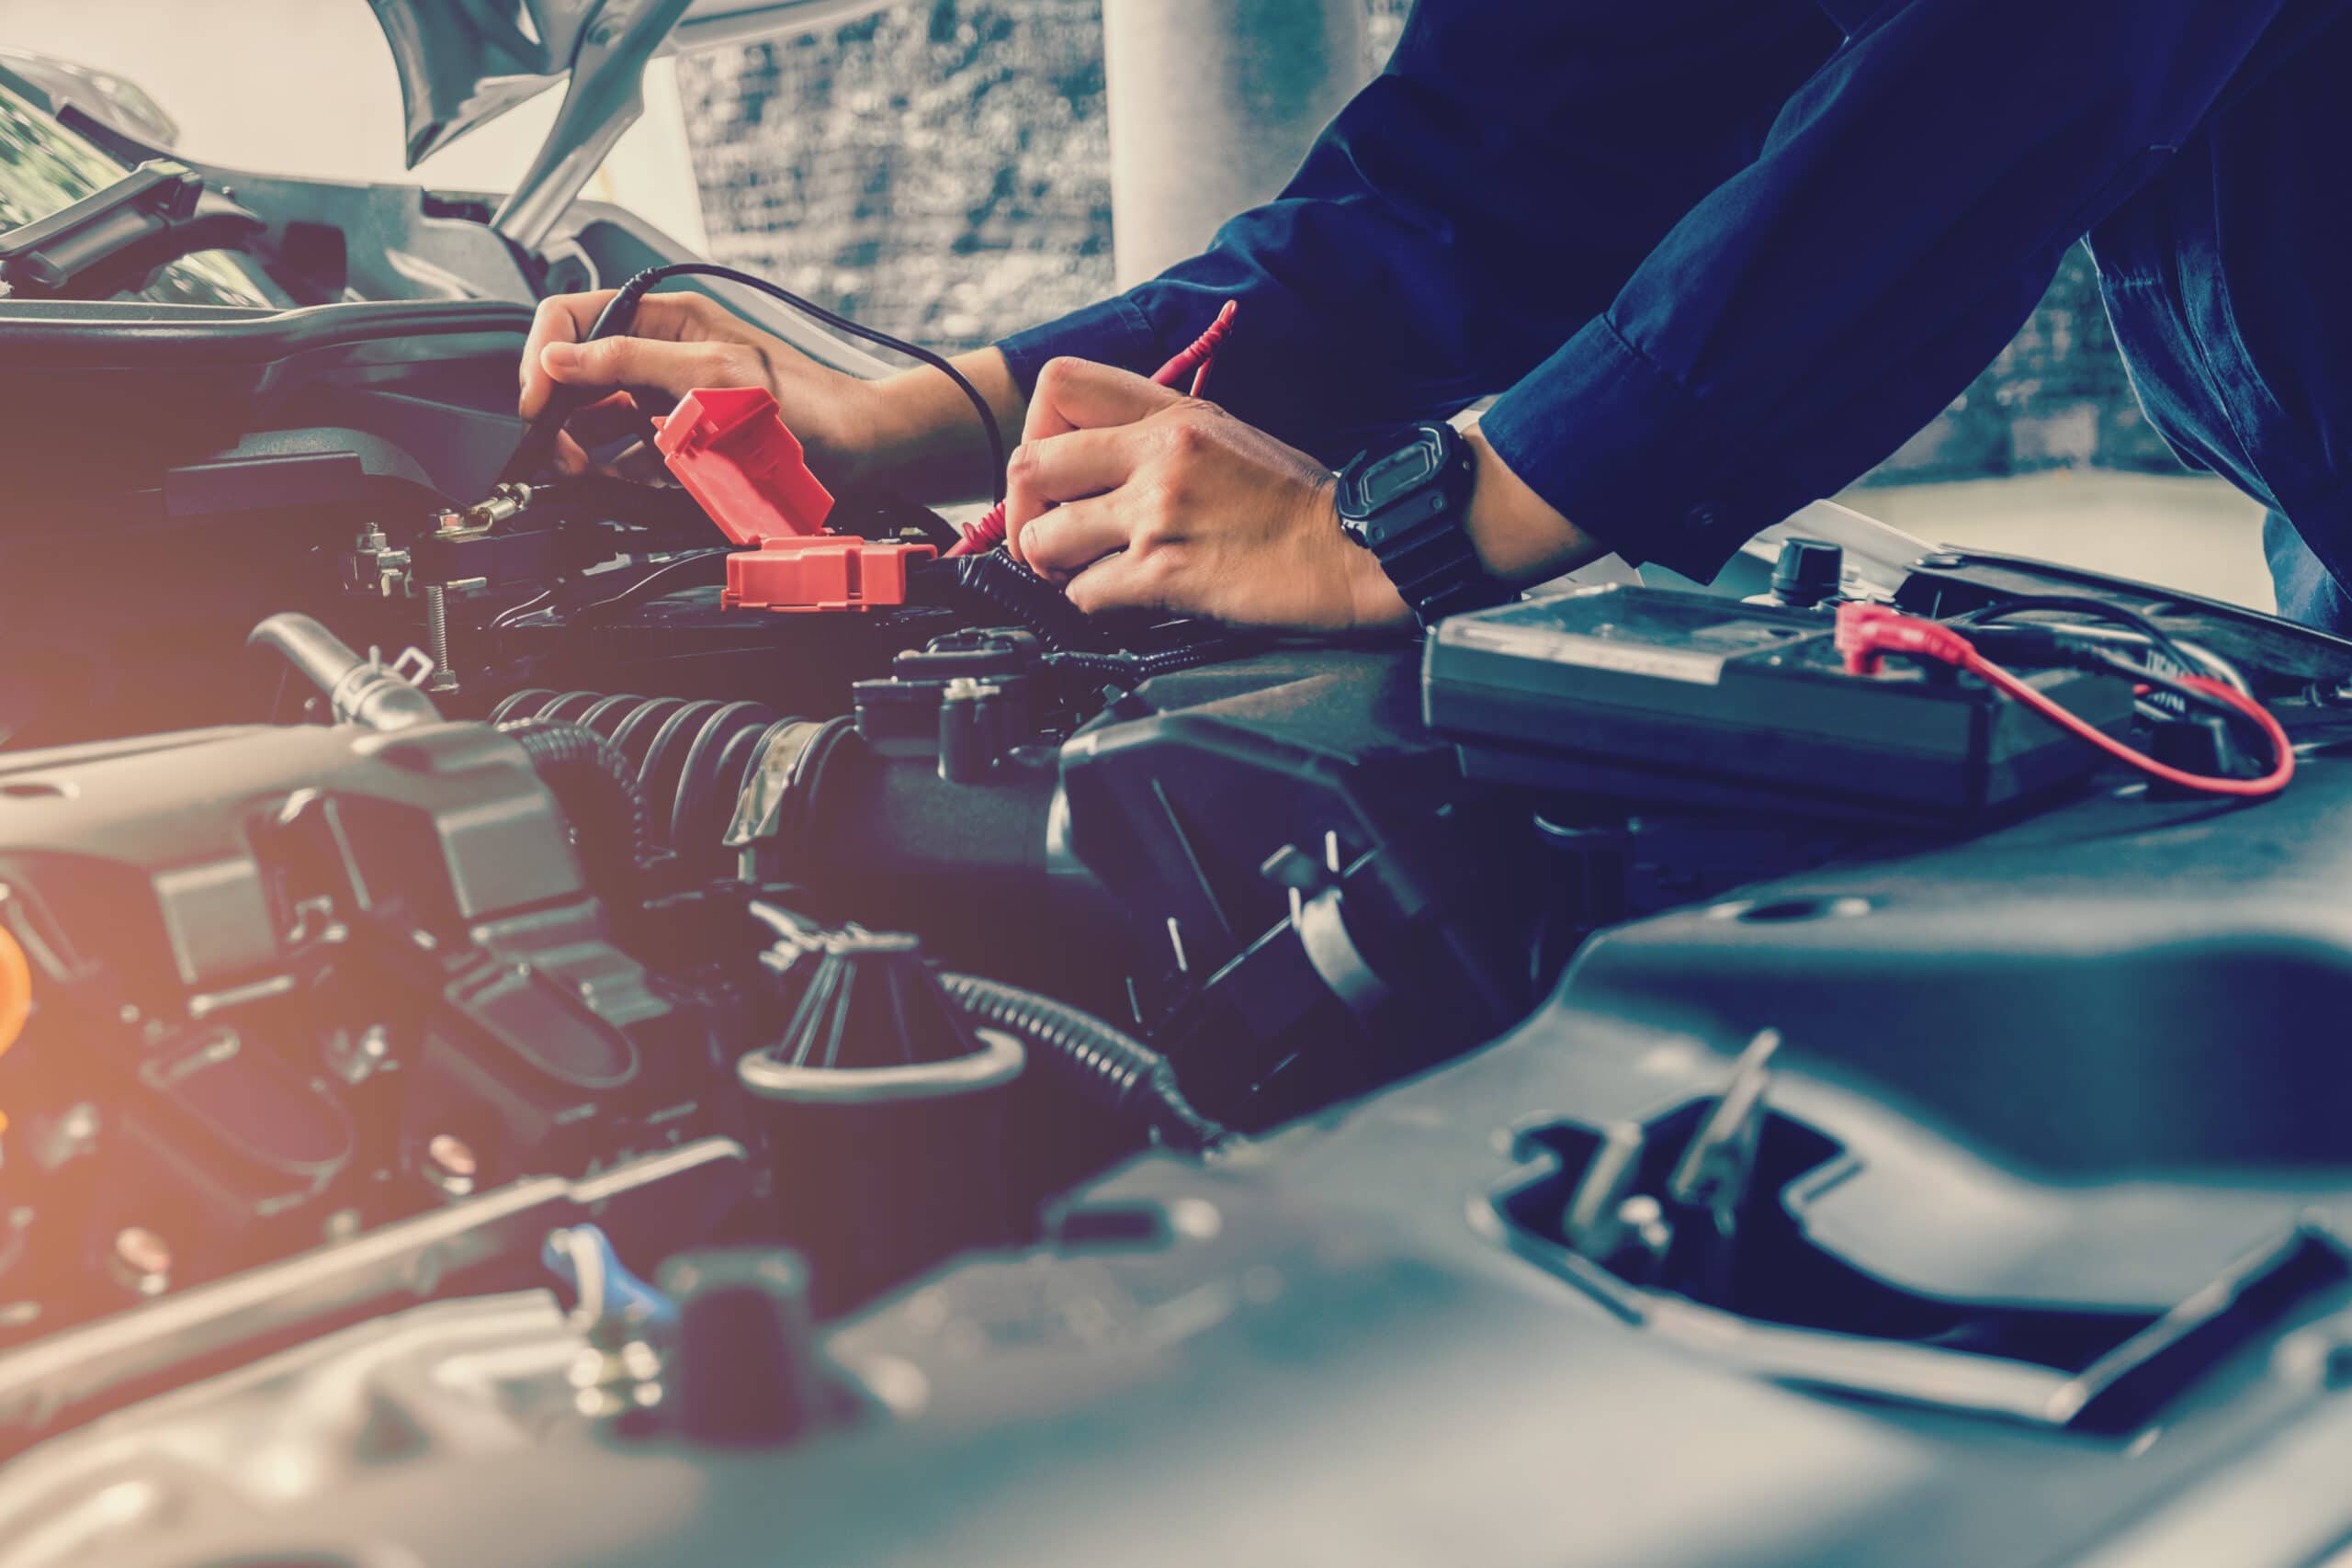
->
[1335,422,1509,630]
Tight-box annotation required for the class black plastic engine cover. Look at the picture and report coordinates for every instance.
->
[0,720,722,1325]
[1562,766,2352,1180]
[232,755,2352,1568]
[1056,648,1533,1119]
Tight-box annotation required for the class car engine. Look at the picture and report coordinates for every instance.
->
[14,47,2352,1568]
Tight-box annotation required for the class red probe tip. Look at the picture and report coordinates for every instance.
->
[944,301,1243,558]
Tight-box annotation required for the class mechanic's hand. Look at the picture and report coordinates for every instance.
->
[1004,358,1409,631]
[518,288,881,480]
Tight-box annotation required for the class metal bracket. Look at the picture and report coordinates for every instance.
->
[387,647,438,689]
[492,0,698,251]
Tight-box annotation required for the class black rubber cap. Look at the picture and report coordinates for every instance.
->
[2145,714,2237,797]
[769,930,989,1073]
[661,1248,827,1446]
[1771,538,1845,606]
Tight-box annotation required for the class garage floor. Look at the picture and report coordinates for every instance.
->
[1843,471,2276,614]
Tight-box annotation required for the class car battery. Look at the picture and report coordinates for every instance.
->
[1423,585,2133,822]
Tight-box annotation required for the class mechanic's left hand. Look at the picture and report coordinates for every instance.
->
[1004,358,1410,631]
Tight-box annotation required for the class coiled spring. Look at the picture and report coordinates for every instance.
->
[936,972,1229,1154]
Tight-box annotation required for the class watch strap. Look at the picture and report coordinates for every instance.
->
[1339,423,1509,629]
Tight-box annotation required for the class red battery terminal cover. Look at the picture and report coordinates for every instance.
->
[653,385,934,613]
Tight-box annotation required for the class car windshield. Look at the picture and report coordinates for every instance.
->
[0,74,274,307]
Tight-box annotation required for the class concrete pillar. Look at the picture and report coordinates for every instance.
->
[1102,0,1373,289]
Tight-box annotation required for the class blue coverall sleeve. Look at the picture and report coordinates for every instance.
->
[1001,0,2312,578]
[1480,0,2312,577]
[997,0,1839,468]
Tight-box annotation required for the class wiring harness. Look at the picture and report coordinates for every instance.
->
[1834,602,2295,799]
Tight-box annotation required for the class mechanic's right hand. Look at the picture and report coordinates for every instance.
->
[518,288,880,480]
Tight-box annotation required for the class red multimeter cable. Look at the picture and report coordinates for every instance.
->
[1833,602,2294,798]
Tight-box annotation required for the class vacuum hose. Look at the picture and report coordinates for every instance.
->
[937,972,1230,1155]
[246,613,442,732]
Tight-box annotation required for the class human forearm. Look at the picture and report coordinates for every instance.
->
[854,347,1028,503]
[1459,427,1603,583]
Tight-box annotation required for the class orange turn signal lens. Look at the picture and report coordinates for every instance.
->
[0,924,28,1059]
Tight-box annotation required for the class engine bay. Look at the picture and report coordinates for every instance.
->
[14,57,2352,1568]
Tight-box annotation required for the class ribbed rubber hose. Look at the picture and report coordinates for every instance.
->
[927,552,1112,655]
[498,718,651,888]
[938,972,1230,1155]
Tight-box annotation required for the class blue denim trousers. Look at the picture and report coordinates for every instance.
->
[2090,12,2352,628]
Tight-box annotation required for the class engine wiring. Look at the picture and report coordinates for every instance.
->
[1835,602,2296,799]
[491,548,732,629]
[1953,593,2203,672]
[563,550,734,623]
[943,299,1240,558]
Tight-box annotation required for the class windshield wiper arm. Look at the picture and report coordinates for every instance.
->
[0,158,259,300]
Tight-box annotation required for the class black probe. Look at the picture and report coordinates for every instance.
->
[499,275,664,485]
[499,264,1007,502]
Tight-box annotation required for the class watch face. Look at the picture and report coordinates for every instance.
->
[1357,437,1442,512]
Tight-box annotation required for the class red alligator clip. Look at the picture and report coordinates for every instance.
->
[654,386,934,613]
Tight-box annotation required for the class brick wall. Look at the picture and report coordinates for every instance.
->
[678,0,2172,485]
[678,3,1115,351]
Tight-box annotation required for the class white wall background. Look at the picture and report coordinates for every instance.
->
[2,0,710,248]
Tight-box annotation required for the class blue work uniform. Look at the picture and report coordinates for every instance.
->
[997,0,2352,629]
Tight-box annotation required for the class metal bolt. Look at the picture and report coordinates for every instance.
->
[423,1133,480,1196]
[423,586,459,694]
[325,1023,391,1087]
[570,1338,664,1426]
[39,1104,98,1170]
[110,1226,172,1296]
[1612,1194,1674,1282]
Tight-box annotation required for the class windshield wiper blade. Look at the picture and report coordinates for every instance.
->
[0,158,258,300]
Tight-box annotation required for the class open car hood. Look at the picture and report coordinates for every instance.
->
[368,0,895,246]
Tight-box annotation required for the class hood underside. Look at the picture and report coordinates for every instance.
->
[368,0,896,248]
[371,0,897,168]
